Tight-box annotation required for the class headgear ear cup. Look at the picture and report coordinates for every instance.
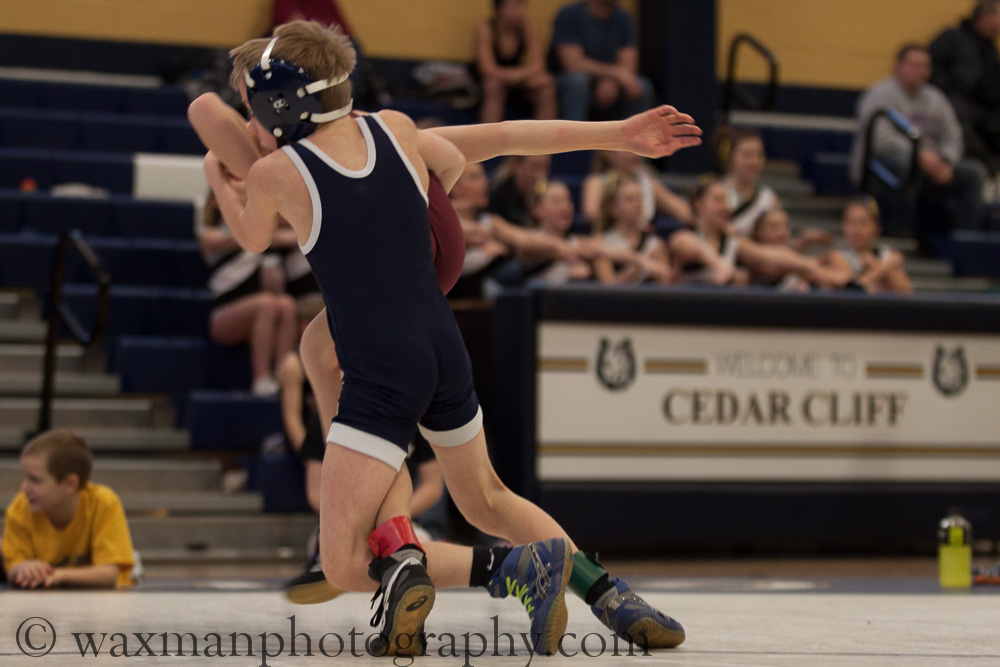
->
[244,37,353,146]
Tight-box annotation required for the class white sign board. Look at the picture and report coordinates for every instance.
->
[536,323,1000,482]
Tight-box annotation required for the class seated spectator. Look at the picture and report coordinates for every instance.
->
[475,0,557,124]
[488,154,551,226]
[741,209,850,291]
[823,198,913,294]
[277,293,328,515]
[452,162,578,297]
[520,180,595,284]
[199,190,298,396]
[3,430,135,589]
[548,0,654,121]
[850,44,987,240]
[581,150,691,231]
[718,128,781,236]
[715,127,835,251]
[283,248,321,301]
[669,179,742,285]
[590,172,674,284]
[930,1,1000,174]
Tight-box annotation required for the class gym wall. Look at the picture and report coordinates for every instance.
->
[717,0,979,90]
[1,0,636,59]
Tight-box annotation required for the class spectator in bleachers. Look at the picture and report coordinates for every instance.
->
[199,190,298,396]
[487,154,551,226]
[850,44,987,239]
[282,249,320,301]
[547,0,654,121]
[581,150,691,234]
[719,128,836,250]
[3,430,135,589]
[277,293,327,515]
[475,0,558,124]
[823,197,913,294]
[451,162,579,297]
[741,209,851,291]
[718,128,781,236]
[519,180,595,284]
[930,1,1000,174]
[590,171,674,284]
[669,179,742,285]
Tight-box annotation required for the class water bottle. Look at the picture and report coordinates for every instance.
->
[938,508,972,589]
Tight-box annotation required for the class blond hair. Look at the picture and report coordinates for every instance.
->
[22,429,93,488]
[229,20,356,113]
[595,170,640,234]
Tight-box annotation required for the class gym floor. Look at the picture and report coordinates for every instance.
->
[1,558,995,666]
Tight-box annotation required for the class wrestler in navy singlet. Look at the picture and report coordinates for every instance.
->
[282,114,482,468]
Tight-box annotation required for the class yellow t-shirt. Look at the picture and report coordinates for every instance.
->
[2,483,135,587]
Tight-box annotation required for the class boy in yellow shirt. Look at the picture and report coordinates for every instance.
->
[2,429,135,588]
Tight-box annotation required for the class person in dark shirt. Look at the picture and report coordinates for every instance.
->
[547,0,654,121]
[475,0,557,123]
[487,154,551,226]
[930,1,1000,173]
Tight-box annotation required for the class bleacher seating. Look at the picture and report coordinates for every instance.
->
[0,78,190,116]
[0,108,203,155]
[184,391,282,452]
[0,191,196,238]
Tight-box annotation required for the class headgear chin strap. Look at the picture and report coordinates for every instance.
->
[244,37,354,145]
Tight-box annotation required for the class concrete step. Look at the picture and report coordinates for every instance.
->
[729,109,857,133]
[0,426,189,452]
[0,490,263,515]
[137,548,309,564]
[0,319,46,343]
[0,397,173,429]
[120,492,263,515]
[0,293,22,319]
[0,289,39,320]
[660,161,808,197]
[0,371,120,397]
[0,458,218,491]
[905,258,953,278]
[911,276,995,293]
[0,515,316,559]
[0,344,89,372]
[126,515,317,553]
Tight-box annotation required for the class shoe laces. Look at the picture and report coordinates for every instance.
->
[506,544,552,621]
[527,544,553,598]
[370,585,385,627]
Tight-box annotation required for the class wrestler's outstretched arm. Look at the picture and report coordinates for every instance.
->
[428,104,703,163]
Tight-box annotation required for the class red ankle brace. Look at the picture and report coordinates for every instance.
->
[368,516,423,558]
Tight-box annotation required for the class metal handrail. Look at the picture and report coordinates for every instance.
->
[37,231,111,434]
[860,108,921,194]
[722,33,780,122]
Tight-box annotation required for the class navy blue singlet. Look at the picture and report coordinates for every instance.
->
[282,114,481,468]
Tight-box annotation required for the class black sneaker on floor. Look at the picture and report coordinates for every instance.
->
[283,557,343,605]
[367,547,435,656]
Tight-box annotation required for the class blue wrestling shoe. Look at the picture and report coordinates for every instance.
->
[591,578,685,648]
[487,538,573,656]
